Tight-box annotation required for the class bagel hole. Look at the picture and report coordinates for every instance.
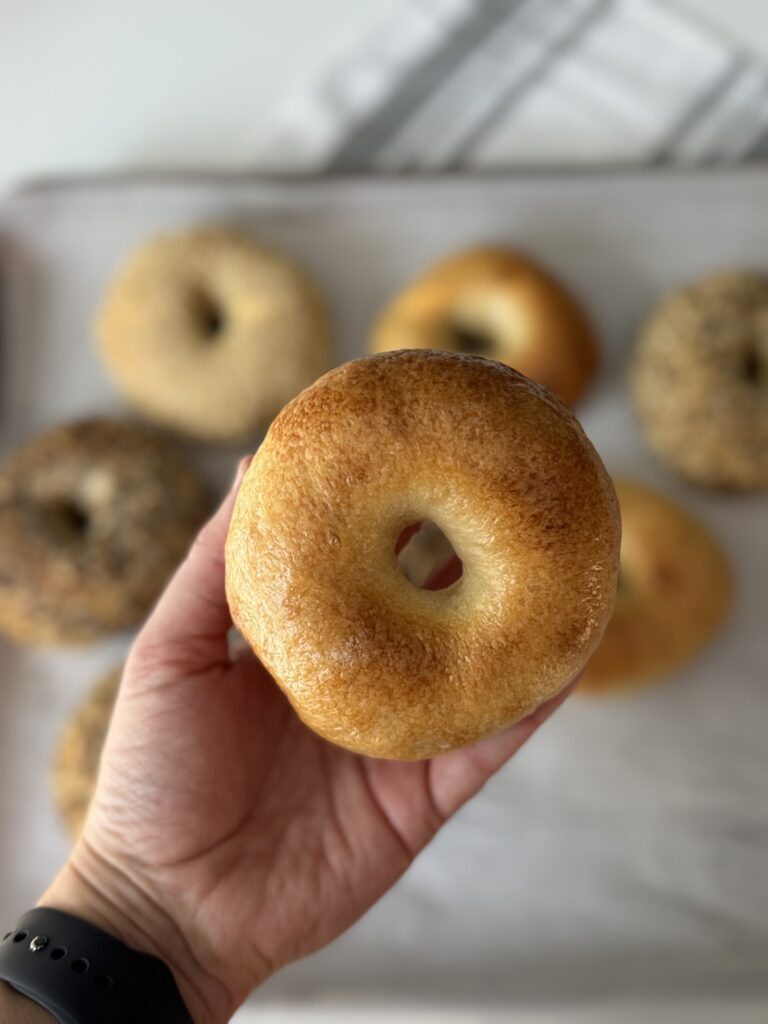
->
[446,321,496,359]
[743,347,761,384]
[190,288,225,340]
[46,499,90,539]
[396,520,463,591]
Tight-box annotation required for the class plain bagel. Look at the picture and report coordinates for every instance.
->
[226,350,620,759]
[370,247,599,405]
[580,480,731,695]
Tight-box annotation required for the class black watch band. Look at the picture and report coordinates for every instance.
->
[0,908,194,1023]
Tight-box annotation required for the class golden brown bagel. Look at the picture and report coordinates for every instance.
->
[52,667,121,837]
[226,350,620,759]
[631,272,768,489]
[580,480,731,695]
[97,228,331,442]
[370,247,598,405]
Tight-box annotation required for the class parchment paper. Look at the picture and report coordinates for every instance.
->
[0,170,766,1013]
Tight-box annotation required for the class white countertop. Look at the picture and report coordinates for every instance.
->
[234,1005,768,1024]
[1,0,767,193]
[3,169,768,1024]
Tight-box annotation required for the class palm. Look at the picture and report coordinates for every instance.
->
[68,471,572,1022]
[91,646,557,1001]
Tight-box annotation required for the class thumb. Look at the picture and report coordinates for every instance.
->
[130,456,251,677]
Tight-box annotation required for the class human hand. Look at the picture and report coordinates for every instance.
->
[41,459,574,1024]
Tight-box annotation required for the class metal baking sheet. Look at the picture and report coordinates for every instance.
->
[0,170,767,1020]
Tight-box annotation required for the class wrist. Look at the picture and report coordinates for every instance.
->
[0,984,55,1023]
[40,846,232,1024]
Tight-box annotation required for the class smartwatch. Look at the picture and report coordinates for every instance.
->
[0,908,194,1023]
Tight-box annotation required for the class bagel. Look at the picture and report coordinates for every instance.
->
[53,667,121,837]
[97,227,331,442]
[631,271,768,489]
[226,351,620,759]
[0,419,208,645]
[370,247,598,405]
[580,480,731,694]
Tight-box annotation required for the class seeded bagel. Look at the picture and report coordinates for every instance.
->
[0,419,208,645]
[631,271,768,489]
[53,667,121,836]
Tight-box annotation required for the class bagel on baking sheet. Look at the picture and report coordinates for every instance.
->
[97,227,331,442]
[0,419,208,645]
[371,247,598,405]
[631,271,768,489]
[580,480,732,695]
[53,667,121,837]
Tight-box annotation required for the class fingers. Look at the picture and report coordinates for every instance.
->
[394,521,422,555]
[428,678,579,820]
[130,457,251,676]
[424,554,463,590]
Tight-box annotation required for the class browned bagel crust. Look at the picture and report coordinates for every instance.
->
[580,480,732,695]
[370,247,598,405]
[226,351,620,759]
